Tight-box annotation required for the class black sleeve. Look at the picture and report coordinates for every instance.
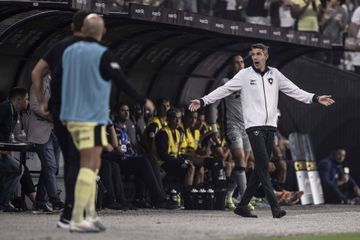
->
[0,104,12,142]
[42,47,55,66]
[146,123,158,139]
[100,50,146,105]
[155,131,180,164]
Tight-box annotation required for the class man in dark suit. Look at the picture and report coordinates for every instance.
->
[0,87,28,211]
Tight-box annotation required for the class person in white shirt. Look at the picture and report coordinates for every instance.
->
[348,6,360,73]
[189,43,334,218]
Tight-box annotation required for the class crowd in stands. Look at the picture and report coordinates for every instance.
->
[5,1,360,70]
[120,0,360,71]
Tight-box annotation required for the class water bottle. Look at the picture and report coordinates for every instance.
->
[218,168,226,181]
[190,188,198,209]
[204,188,214,210]
[175,192,181,207]
[198,188,206,210]
[171,189,177,200]
[9,133,15,143]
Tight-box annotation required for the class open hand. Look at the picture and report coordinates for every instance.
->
[318,95,335,106]
[188,99,201,112]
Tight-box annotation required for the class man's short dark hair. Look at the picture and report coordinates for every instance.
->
[113,101,129,113]
[334,146,346,152]
[156,97,170,107]
[251,43,269,55]
[167,107,181,120]
[72,11,89,32]
[9,87,27,100]
[184,108,196,118]
[232,54,243,60]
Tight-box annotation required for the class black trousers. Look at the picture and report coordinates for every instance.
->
[52,110,80,215]
[99,158,125,205]
[20,165,35,195]
[102,152,165,205]
[239,128,281,214]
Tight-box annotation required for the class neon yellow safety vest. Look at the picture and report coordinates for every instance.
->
[156,126,181,165]
[180,128,200,154]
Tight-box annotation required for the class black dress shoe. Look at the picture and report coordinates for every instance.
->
[1,204,22,212]
[273,209,286,218]
[234,206,258,218]
[53,201,65,212]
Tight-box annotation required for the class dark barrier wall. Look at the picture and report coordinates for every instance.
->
[280,57,360,184]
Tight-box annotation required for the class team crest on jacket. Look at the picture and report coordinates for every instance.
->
[268,78,273,85]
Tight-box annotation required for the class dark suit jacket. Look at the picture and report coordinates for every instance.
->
[318,156,347,201]
[0,100,16,142]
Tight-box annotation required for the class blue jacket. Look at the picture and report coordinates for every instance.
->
[318,155,347,201]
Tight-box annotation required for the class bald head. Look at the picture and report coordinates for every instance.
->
[82,13,105,41]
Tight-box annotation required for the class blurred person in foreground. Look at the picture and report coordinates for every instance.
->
[31,11,88,228]
[60,14,149,232]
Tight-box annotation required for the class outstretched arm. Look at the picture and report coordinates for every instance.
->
[278,70,335,106]
[189,71,244,111]
[100,50,147,105]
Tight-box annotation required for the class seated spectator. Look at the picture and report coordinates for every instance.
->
[129,103,147,149]
[199,129,235,208]
[318,147,360,204]
[144,99,155,125]
[0,87,29,212]
[195,109,208,136]
[196,126,229,191]
[180,109,201,155]
[100,129,134,210]
[180,111,229,191]
[109,102,179,209]
[145,97,170,152]
[155,108,201,189]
